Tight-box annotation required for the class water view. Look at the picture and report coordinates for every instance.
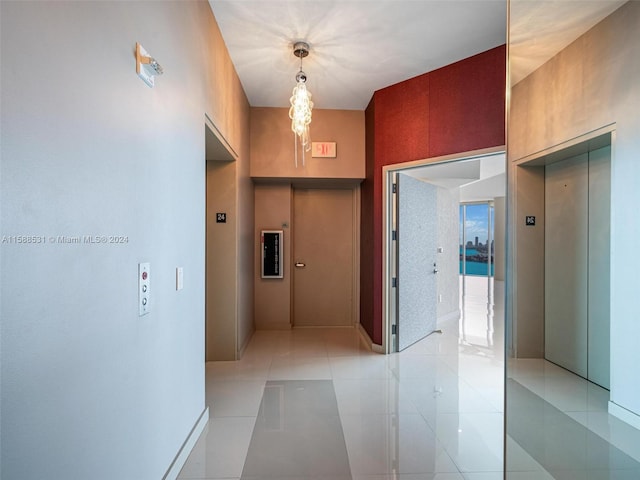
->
[460,247,494,276]
[460,203,494,277]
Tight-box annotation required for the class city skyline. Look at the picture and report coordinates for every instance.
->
[459,203,493,246]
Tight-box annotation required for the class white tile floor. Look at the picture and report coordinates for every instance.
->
[506,358,640,478]
[178,276,640,479]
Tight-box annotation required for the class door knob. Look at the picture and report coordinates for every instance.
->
[295,262,306,268]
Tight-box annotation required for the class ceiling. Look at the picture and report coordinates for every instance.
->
[509,0,627,84]
[403,154,506,202]
[207,1,626,203]
[208,1,626,111]
[208,1,506,110]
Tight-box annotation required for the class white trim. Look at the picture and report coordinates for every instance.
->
[357,323,384,354]
[381,172,391,354]
[163,407,209,480]
[608,401,640,431]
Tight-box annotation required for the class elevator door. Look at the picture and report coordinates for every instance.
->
[545,154,589,378]
[544,146,610,388]
[586,146,611,389]
[293,188,354,327]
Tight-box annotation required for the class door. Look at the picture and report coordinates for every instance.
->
[545,153,589,378]
[293,188,354,326]
[587,145,611,389]
[396,173,439,351]
[544,147,610,388]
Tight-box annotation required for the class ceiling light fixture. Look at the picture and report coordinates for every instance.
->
[289,41,313,167]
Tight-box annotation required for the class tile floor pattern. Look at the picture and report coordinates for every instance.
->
[178,277,640,479]
[506,360,640,479]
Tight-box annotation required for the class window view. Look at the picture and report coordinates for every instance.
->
[459,202,494,276]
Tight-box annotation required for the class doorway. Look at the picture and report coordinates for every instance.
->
[205,117,238,361]
[383,149,506,353]
[292,187,357,327]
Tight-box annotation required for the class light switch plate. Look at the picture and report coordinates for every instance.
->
[176,267,183,291]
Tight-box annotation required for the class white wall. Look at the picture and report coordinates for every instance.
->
[0,2,250,478]
[509,1,640,425]
[436,187,460,322]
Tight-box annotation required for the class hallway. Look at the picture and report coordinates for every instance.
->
[179,277,504,479]
[179,273,640,478]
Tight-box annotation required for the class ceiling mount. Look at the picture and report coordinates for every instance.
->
[293,41,310,59]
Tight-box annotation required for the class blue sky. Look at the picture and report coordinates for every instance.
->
[460,204,492,244]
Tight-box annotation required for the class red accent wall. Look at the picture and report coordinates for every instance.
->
[361,45,505,345]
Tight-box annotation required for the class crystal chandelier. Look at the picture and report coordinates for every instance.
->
[289,42,313,167]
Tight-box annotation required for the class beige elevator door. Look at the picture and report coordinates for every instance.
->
[293,188,354,326]
[544,146,611,389]
[545,154,589,378]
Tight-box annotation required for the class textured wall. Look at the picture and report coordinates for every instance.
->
[363,45,506,344]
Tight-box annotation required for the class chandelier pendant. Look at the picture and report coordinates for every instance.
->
[289,42,313,167]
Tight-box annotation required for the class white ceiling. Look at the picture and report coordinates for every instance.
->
[208,1,507,110]
[403,154,506,202]
[208,1,626,111]
[207,1,627,201]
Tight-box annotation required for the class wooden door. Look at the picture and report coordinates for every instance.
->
[293,188,354,326]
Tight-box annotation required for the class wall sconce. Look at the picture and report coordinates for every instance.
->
[136,42,164,88]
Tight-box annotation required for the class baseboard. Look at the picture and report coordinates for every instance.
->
[255,322,293,330]
[609,401,640,430]
[163,407,209,480]
[357,323,385,354]
[437,309,461,326]
[237,326,256,359]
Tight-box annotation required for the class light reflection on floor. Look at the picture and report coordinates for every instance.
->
[178,275,640,479]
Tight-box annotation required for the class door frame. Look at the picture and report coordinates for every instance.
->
[508,126,614,381]
[382,146,505,354]
[205,114,240,361]
[508,124,614,360]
